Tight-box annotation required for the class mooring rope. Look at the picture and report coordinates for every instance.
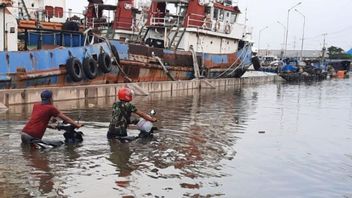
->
[90,32,132,82]
[214,42,251,78]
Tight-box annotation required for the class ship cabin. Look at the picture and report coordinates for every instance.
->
[85,0,147,41]
[144,0,247,54]
[13,0,67,23]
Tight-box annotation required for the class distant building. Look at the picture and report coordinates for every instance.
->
[258,49,322,59]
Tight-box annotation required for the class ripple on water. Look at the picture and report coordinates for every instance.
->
[1,79,352,197]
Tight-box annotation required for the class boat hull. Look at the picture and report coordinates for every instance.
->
[279,72,327,82]
[0,40,252,89]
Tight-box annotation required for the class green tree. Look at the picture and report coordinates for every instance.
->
[327,46,352,59]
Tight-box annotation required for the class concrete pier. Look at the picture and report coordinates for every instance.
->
[0,75,280,106]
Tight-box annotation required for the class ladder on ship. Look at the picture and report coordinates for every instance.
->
[105,28,115,39]
[20,0,31,20]
[169,26,186,50]
[154,56,176,81]
[135,25,148,42]
[190,46,201,79]
[190,46,215,88]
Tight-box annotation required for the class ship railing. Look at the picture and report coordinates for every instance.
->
[89,21,112,29]
[187,14,212,30]
[87,18,113,29]
[150,16,178,27]
[113,21,134,30]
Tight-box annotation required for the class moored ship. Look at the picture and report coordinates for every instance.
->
[0,0,257,89]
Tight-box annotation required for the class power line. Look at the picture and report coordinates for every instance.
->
[304,25,352,40]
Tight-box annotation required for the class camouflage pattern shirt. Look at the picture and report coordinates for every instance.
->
[110,101,137,129]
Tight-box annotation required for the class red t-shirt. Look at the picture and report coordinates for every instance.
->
[22,103,60,139]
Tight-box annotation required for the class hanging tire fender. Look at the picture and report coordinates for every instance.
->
[83,57,98,79]
[66,57,83,82]
[252,56,261,71]
[215,21,221,32]
[98,52,112,73]
[224,24,231,34]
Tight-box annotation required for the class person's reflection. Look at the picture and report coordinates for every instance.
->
[108,140,133,177]
[21,144,54,194]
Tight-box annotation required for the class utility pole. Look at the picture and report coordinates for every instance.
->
[295,9,305,61]
[321,33,327,63]
[277,21,286,60]
[284,2,302,57]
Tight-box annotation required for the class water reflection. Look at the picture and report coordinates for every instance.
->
[0,79,351,197]
[21,144,55,195]
[108,140,133,177]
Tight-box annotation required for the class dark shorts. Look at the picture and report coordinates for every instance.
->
[21,132,41,144]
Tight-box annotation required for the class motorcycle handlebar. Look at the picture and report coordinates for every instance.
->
[56,123,75,132]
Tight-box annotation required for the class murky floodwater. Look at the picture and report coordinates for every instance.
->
[0,78,352,197]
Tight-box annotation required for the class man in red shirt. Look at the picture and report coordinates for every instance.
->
[21,90,82,144]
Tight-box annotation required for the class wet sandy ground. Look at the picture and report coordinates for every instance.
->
[0,78,351,197]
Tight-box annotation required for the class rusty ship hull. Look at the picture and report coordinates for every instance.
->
[0,38,252,89]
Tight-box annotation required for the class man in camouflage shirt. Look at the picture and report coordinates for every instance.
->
[107,87,157,139]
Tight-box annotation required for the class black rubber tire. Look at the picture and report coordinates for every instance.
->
[98,52,112,73]
[110,45,120,64]
[233,68,247,78]
[83,57,98,79]
[252,56,261,71]
[66,57,83,82]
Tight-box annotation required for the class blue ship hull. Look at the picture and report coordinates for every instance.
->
[0,36,253,89]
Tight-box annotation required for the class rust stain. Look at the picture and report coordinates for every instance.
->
[128,44,164,58]
[180,183,200,189]
[204,53,240,69]
[2,48,243,89]
[115,180,130,188]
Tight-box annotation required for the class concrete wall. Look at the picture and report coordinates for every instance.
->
[0,75,279,106]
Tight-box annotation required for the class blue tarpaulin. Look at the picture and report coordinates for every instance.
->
[346,48,352,55]
[281,64,298,73]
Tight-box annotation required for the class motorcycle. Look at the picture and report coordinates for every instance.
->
[31,122,84,149]
[116,109,158,143]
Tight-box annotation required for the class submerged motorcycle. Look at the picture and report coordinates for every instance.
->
[116,109,158,143]
[31,122,83,149]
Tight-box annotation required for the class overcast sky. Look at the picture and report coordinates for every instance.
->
[67,0,352,50]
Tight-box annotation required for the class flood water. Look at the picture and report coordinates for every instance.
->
[0,78,352,197]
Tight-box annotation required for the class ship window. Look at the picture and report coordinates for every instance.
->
[230,13,237,23]
[224,11,231,23]
[45,6,54,18]
[10,27,15,33]
[218,9,224,22]
[55,7,64,18]
[213,8,218,20]
[166,4,177,15]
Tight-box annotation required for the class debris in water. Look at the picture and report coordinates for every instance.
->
[258,131,266,134]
